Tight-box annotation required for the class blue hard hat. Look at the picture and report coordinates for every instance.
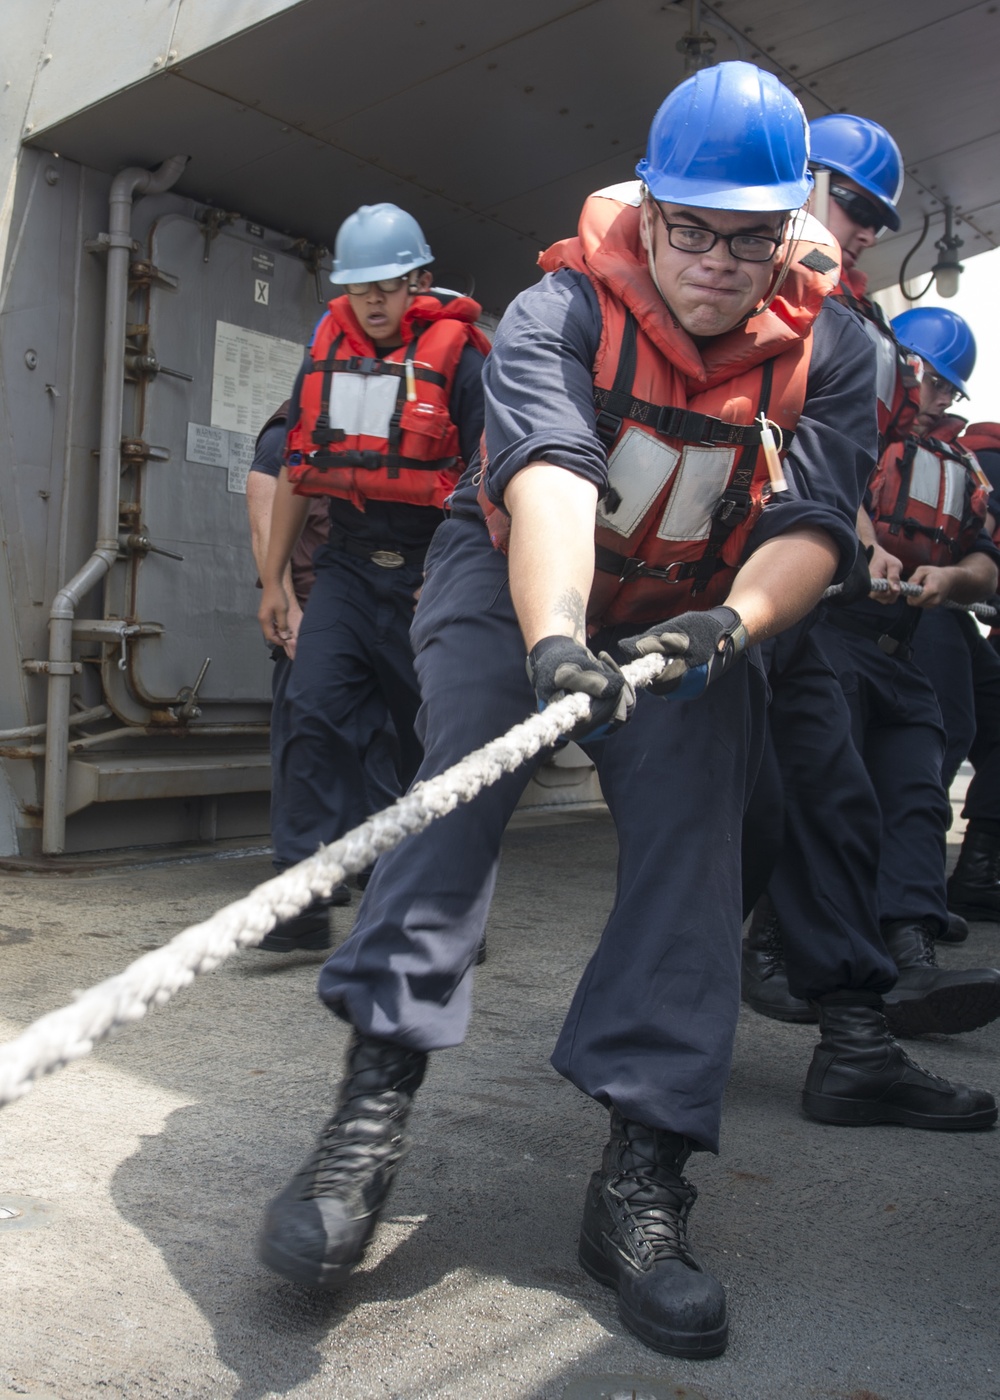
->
[331,203,433,284]
[809,114,903,232]
[636,61,813,212]
[890,307,976,398]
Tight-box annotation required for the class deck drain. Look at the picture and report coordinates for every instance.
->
[0,1196,54,1230]
[561,1380,708,1400]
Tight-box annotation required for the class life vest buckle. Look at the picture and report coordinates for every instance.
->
[617,556,686,584]
[595,409,623,448]
[715,488,752,524]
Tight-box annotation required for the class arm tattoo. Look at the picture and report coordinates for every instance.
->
[552,587,586,644]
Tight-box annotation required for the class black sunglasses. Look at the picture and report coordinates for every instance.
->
[829,184,887,236]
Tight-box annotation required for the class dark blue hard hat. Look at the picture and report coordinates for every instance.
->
[891,307,976,398]
[809,114,904,232]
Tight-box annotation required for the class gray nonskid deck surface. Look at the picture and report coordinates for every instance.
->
[1,815,998,1400]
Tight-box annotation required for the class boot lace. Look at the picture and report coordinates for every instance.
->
[300,1040,426,1200]
[609,1122,700,1269]
[749,900,786,976]
[303,1090,411,1198]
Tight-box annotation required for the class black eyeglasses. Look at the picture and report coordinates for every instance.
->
[648,198,783,264]
[923,370,959,403]
[829,184,887,236]
[344,275,412,295]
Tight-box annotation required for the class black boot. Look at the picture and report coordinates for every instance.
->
[802,994,997,1130]
[578,1111,728,1359]
[938,912,969,944]
[258,905,333,952]
[741,898,817,1024]
[880,917,1000,1037]
[259,1032,427,1287]
[947,826,1000,924]
[257,883,351,952]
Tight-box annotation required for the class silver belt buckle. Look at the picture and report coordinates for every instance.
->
[370,549,405,569]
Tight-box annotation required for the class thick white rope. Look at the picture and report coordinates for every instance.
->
[0,654,665,1108]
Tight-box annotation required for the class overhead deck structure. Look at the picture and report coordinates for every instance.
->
[0,0,996,858]
[19,0,999,311]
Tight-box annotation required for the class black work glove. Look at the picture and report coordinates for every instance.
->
[526,636,636,742]
[618,606,749,698]
[825,543,874,608]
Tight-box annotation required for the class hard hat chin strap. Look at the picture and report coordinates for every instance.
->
[747,211,800,319]
[640,196,671,306]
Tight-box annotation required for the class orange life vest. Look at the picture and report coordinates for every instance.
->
[960,421,1000,460]
[287,294,491,511]
[833,268,919,445]
[480,183,839,628]
[870,413,990,570]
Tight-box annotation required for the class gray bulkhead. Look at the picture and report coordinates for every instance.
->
[0,1,603,859]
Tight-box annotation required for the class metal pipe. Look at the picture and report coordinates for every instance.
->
[68,723,268,753]
[2,723,269,762]
[42,155,188,855]
[0,704,110,743]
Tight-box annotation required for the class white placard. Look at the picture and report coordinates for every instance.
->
[185,421,228,468]
[227,432,256,495]
[210,321,303,437]
[185,423,257,494]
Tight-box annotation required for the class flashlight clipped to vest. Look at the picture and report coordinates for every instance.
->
[757,414,788,495]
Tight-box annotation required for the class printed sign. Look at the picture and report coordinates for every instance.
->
[185,422,228,468]
[227,431,256,494]
[210,321,302,437]
[186,422,256,494]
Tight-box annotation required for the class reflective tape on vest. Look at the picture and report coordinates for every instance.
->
[326,373,401,439]
[908,444,966,521]
[657,444,739,542]
[858,314,899,414]
[595,428,741,545]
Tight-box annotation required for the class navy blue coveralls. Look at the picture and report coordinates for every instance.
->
[758,615,898,1002]
[273,346,486,873]
[815,507,1000,932]
[250,419,399,867]
[912,444,1000,832]
[317,270,868,1153]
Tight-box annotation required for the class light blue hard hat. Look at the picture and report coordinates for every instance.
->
[331,203,433,284]
[636,61,813,213]
[890,307,976,398]
[809,114,904,232]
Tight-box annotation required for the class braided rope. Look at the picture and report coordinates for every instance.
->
[0,654,665,1108]
[823,577,999,621]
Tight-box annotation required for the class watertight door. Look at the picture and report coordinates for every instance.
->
[101,212,325,722]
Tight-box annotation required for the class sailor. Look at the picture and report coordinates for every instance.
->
[257,63,988,1359]
[257,205,489,947]
[247,402,399,948]
[814,302,1000,1024]
[892,315,1000,926]
[743,115,906,1027]
[742,117,982,1054]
